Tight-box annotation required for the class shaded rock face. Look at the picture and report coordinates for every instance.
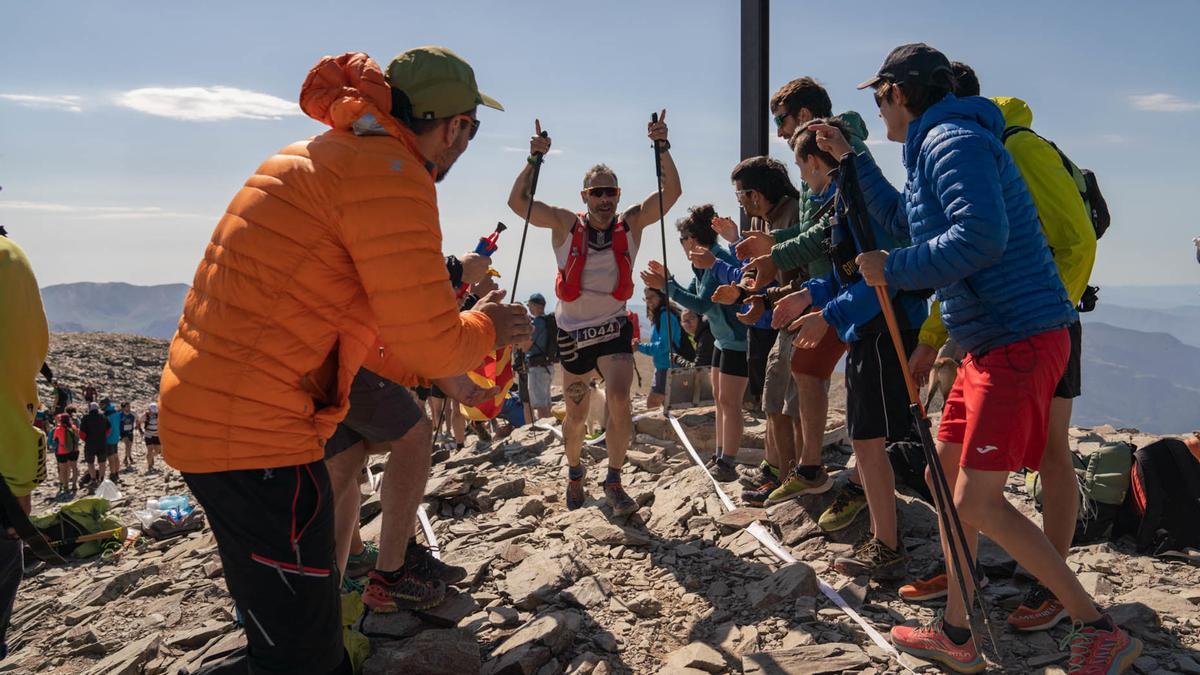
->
[10,332,1199,675]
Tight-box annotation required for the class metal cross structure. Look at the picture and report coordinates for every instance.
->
[739,0,769,231]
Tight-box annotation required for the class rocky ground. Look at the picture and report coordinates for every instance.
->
[6,333,1199,674]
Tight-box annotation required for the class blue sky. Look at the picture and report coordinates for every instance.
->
[2,0,1198,304]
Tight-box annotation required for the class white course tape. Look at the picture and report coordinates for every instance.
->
[416,503,441,560]
[532,416,909,671]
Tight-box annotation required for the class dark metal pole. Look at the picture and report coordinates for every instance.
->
[740,0,769,232]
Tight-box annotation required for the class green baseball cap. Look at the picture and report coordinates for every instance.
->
[385,46,503,120]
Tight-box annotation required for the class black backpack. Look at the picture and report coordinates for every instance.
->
[541,313,559,363]
[1114,439,1200,554]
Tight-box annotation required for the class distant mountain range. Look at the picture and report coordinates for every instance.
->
[1077,322,1200,434]
[37,282,1200,434]
[40,282,188,339]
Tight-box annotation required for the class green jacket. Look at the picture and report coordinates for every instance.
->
[769,111,873,278]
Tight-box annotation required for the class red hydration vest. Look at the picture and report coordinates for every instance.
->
[555,216,634,302]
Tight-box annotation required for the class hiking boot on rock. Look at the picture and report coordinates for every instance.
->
[345,540,379,579]
[833,537,907,578]
[740,461,778,488]
[741,476,782,507]
[765,466,832,505]
[566,465,587,510]
[406,539,468,585]
[708,456,740,483]
[890,612,985,674]
[818,482,868,532]
[603,481,639,517]
[1008,582,1069,632]
[362,567,445,612]
[1061,615,1142,674]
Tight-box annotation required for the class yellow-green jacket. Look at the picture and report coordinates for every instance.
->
[918,96,1097,349]
[0,236,48,497]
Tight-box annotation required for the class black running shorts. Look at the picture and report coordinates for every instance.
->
[1052,320,1082,400]
[324,369,425,459]
[711,346,749,378]
[845,330,919,442]
[557,317,634,376]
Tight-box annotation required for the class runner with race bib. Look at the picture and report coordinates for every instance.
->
[507,113,681,516]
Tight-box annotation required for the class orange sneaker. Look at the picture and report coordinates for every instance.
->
[899,571,989,602]
[890,613,985,674]
[1007,583,1069,632]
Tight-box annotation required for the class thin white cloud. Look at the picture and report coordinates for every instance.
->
[0,200,205,220]
[1129,93,1200,113]
[864,138,889,147]
[502,146,564,155]
[0,94,83,113]
[1098,134,1129,145]
[115,86,300,122]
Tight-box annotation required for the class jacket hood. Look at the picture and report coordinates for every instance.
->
[905,94,1005,167]
[991,96,1033,129]
[835,110,869,144]
[299,52,409,140]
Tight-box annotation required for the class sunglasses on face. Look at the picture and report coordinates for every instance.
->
[773,111,792,128]
[454,114,480,140]
[585,187,620,198]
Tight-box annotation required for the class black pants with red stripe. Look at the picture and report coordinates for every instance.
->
[184,462,349,675]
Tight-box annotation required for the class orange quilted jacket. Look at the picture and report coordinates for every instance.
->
[159,52,495,473]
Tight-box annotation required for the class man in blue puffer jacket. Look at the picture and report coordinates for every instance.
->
[816,43,1140,674]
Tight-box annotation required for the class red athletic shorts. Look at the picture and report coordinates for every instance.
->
[789,313,846,378]
[937,328,1069,472]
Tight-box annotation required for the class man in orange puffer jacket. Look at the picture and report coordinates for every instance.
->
[159,48,529,674]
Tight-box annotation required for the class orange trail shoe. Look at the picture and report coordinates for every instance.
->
[1007,582,1069,632]
[890,612,985,674]
[899,570,989,602]
[1061,614,1142,674]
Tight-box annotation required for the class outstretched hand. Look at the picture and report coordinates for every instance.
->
[687,244,716,270]
[790,311,830,349]
[742,255,777,292]
[712,216,739,244]
[474,290,534,348]
[735,231,774,259]
[809,123,852,160]
[641,261,668,291]
[710,283,742,305]
[771,289,812,329]
[737,296,766,325]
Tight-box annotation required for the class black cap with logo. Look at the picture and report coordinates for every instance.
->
[857,43,953,90]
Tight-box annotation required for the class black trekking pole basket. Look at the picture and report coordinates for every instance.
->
[833,153,1002,662]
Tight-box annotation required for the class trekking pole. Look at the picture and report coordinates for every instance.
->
[510,126,550,300]
[650,111,674,414]
[834,154,1002,660]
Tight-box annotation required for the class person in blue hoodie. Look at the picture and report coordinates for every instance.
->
[770,118,928,580]
[643,204,747,483]
[815,44,1139,674]
[101,398,123,483]
[636,287,682,410]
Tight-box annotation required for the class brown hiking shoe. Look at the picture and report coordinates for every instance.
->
[603,481,639,517]
[567,465,587,510]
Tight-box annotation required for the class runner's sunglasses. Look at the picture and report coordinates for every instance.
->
[454,114,481,140]
[585,187,620,198]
